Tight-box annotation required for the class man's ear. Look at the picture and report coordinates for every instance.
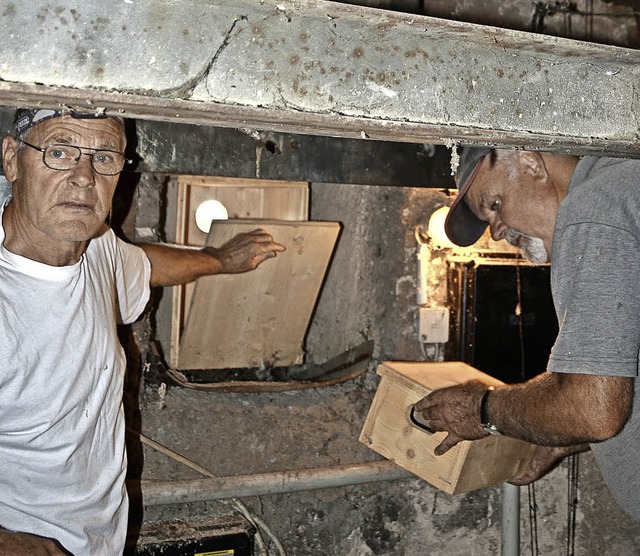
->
[2,136,19,183]
[518,151,549,182]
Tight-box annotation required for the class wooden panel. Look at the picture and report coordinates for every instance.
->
[164,177,310,369]
[176,220,340,370]
[359,361,533,494]
[176,176,309,246]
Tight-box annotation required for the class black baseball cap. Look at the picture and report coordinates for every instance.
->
[444,147,493,247]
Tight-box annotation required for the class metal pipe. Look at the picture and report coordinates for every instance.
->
[138,460,413,506]
[501,482,520,556]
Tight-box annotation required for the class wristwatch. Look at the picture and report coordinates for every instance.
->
[480,386,501,435]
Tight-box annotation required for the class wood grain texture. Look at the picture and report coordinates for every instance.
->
[360,361,534,494]
[176,219,340,370]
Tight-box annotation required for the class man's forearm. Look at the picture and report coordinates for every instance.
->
[138,229,285,287]
[138,243,221,287]
[0,527,68,555]
[489,371,632,446]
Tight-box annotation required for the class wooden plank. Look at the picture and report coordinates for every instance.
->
[176,220,340,370]
[359,361,533,494]
[176,177,309,246]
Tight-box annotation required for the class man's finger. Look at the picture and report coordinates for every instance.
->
[413,395,435,412]
[507,476,533,487]
[434,433,460,456]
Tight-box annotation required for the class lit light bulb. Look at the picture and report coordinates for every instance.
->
[426,206,456,249]
[195,199,229,233]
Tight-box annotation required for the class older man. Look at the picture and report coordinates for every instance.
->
[0,108,284,555]
[415,147,640,521]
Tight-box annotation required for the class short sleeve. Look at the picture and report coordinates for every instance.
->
[549,221,640,377]
[114,238,151,325]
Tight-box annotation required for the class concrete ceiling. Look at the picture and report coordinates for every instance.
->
[0,0,638,158]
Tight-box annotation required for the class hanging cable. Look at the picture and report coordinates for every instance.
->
[527,483,540,556]
[565,2,573,38]
[515,262,526,383]
[566,453,580,556]
[514,259,540,556]
[516,259,580,553]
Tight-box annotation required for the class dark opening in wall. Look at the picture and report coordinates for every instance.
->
[448,261,559,383]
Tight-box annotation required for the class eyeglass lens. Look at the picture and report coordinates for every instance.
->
[44,145,125,175]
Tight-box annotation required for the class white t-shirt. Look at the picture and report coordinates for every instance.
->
[0,195,151,555]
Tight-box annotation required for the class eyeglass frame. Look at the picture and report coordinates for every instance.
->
[15,138,130,176]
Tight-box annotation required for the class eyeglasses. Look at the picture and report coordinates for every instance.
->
[17,139,128,176]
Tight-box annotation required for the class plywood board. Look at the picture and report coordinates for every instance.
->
[161,177,310,370]
[359,361,534,494]
[176,219,340,370]
[176,176,309,246]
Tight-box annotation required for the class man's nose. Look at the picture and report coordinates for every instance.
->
[68,153,96,188]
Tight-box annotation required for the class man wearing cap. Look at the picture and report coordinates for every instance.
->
[414,147,640,521]
[0,108,284,555]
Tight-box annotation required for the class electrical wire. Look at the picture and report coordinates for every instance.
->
[566,453,580,556]
[527,483,540,556]
[128,429,287,556]
[515,260,540,556]
[515,259,579,553]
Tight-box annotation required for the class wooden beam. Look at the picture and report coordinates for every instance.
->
[0,0,638,156]
[0,107,453,185]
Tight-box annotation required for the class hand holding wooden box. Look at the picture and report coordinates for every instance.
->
[359,361,535,494]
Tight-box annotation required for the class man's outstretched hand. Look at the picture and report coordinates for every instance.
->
[208,229,285,274]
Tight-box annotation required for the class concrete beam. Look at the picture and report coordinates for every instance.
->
[131,119,454,185]
[0,107,453,185]
[0,0,638,156]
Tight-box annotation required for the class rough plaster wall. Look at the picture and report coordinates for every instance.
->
[125,176,640,555]
[304,183,446,364]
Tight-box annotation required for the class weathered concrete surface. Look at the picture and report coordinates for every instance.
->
[0,105,454,185]
[132,353,640,556]
[0,0,639,155]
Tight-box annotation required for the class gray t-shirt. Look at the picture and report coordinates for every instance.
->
[549,156,640,521]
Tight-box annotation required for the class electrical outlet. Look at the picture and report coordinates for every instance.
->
[419,307,449,344]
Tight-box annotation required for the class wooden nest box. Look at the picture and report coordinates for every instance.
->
[359,361,534,494]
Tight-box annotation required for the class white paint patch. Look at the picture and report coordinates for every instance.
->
[366,82,398,98]
[395,275,415,296]
[157,382,167,409]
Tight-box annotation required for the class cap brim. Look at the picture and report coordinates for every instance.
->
[444,149,491,247]
[445,194,488,247]
[15,109,110,136]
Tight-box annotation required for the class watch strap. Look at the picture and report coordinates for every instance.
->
[480,386,501,435]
